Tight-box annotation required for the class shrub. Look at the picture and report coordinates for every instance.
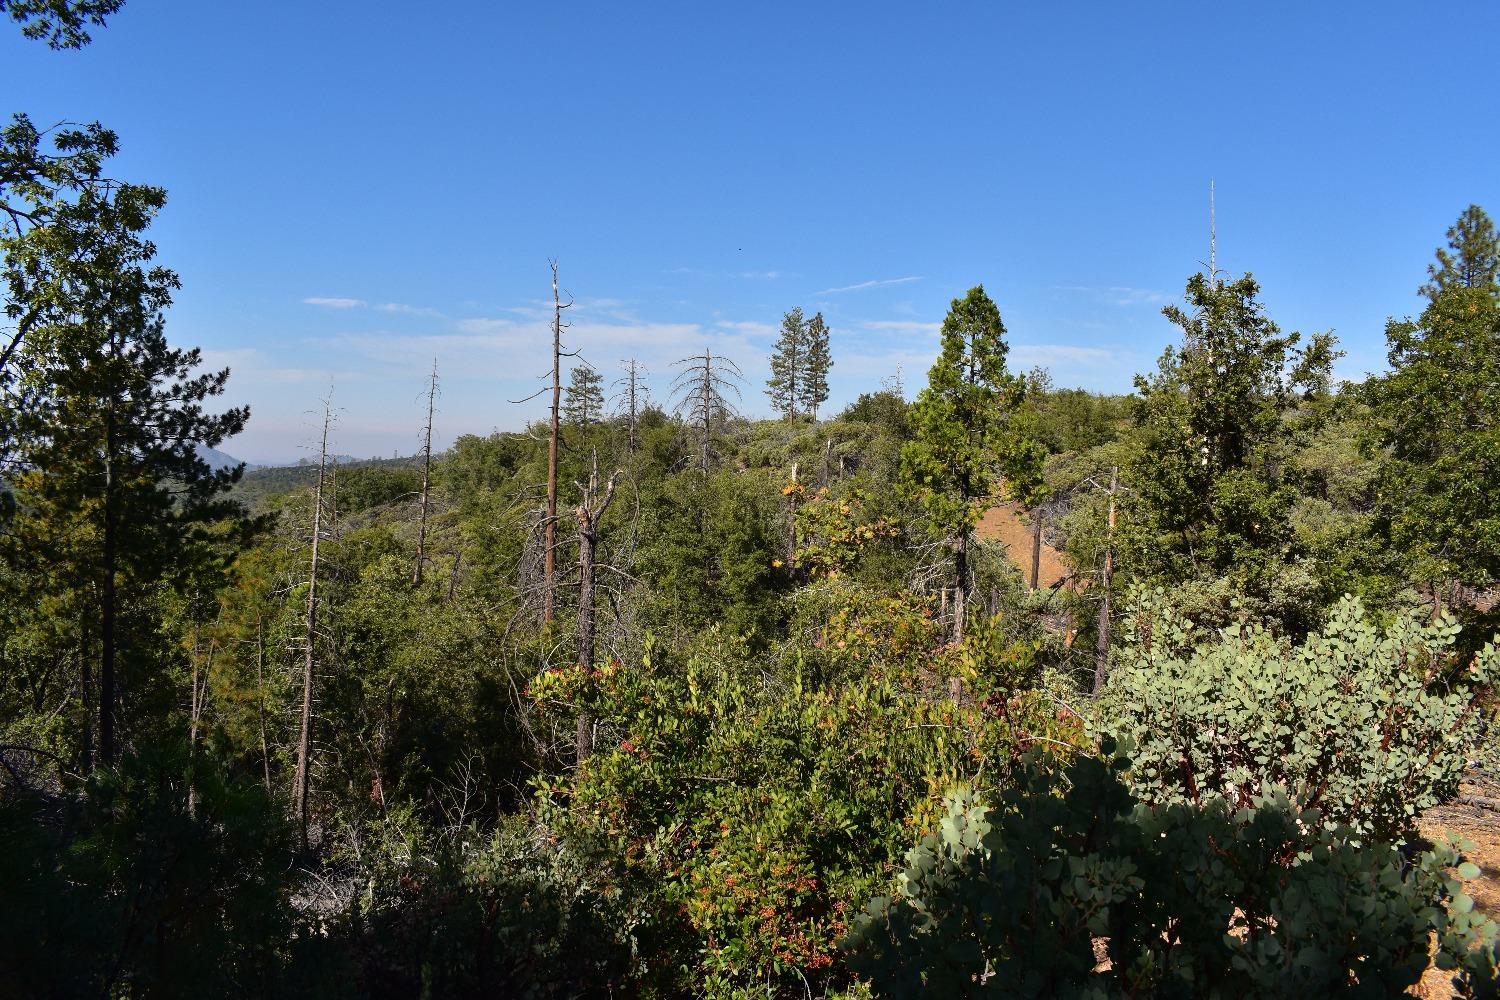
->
[1101,592,1496,840]
[843,745,1500,998]
[539,641,1085,996]
[306,810,638,999]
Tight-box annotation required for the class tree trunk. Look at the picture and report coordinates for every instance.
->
[1030,512,1042,590]
[544,262,563,624]
[100,384,118,765]
[293,406,330,850]
[413,358,437,585]
[573,453,619,766]
[953,533,968,643]
[1093,465,1117,696]
[255,617,271,792]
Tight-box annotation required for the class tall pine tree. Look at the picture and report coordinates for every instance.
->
[3,180,246,766]
[899,285,1038,640]
[1367,205,1500,587]
[1128,272,1333,588]
[800,311,831,420]
[766,306,805,422]
[563,363,604,426]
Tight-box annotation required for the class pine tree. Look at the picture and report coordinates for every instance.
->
[1128,272,1332,585]
[899,285,1038,641]
[563,363,604,426]
[800,311,832,420]
[1368,206,1500,587]
[766,307,805,421]
[4,181,247,765]
[1421,205,1500,302]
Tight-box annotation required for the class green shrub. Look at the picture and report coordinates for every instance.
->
[538,639,1084,996]
[1102,592,1495,840]
[844,745,1500,998]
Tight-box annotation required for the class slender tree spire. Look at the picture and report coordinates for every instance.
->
[1209,179,1217,287]
[413,358,438,586]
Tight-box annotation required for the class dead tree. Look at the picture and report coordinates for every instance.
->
[1093,465,1119,696]
[612,359,649,454]
[509,262,576,625]
[413,358,439,585]
[671,349,743,474]
[573,449,621,764]
[292,402,332,850]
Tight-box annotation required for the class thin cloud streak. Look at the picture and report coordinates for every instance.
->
[814,276,922,295]
[303,296,366,309]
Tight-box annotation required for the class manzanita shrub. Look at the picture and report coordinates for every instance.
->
[535,634,1086,997]
[844,744,1500,998]
[1101,592,1496,840]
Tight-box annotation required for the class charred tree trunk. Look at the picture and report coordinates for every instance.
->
[1030,512,1042,591]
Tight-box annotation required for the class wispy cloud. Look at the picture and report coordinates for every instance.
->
[717,319,778,337]
[862,320,941,333]
[1010,344,1119,367]
[815,276,922,295]
[737,270,782,280]
[377,302,445,318]
[1053,285,1169,307]
[303,296,366,309]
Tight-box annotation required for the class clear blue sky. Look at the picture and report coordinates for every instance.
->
[5,1,1497,463]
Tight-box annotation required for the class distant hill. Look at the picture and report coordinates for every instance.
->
[231,453,425,511]
[197,444,258,473]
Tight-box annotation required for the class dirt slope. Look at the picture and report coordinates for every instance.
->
[975,502,1072,589]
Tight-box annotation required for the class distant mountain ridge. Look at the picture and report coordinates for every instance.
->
[196,444,258,472]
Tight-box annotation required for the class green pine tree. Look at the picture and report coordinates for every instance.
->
[766,306,805,421]
[899,285,1038,639]
[1367,206,1500,587]
[3,180,246,766]
[1128,272,1333,588]
[563,363,604,426]
[1420,204,1500,302]
[800,311,831,420]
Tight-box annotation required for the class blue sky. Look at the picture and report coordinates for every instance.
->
[5,1,1497,463]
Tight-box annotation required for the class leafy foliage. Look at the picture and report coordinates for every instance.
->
[1102,593,1495,840]
[844,746,1500,998]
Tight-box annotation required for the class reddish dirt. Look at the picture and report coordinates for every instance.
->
[1412,775,1500,997]
[975,502,1073,589]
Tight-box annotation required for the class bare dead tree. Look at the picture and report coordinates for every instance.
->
[573,449,621,764]
[671,348,743,474]
[1093,465,1119,696]
[509,263,577,627]
[612,359,649,453]
[413,358,439,585]
[186,632,214,818]
[292,401,332,851]
[255,616,271,791]
[545,263,569,624]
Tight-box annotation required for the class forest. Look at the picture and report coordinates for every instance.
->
[5,3,1500,998]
